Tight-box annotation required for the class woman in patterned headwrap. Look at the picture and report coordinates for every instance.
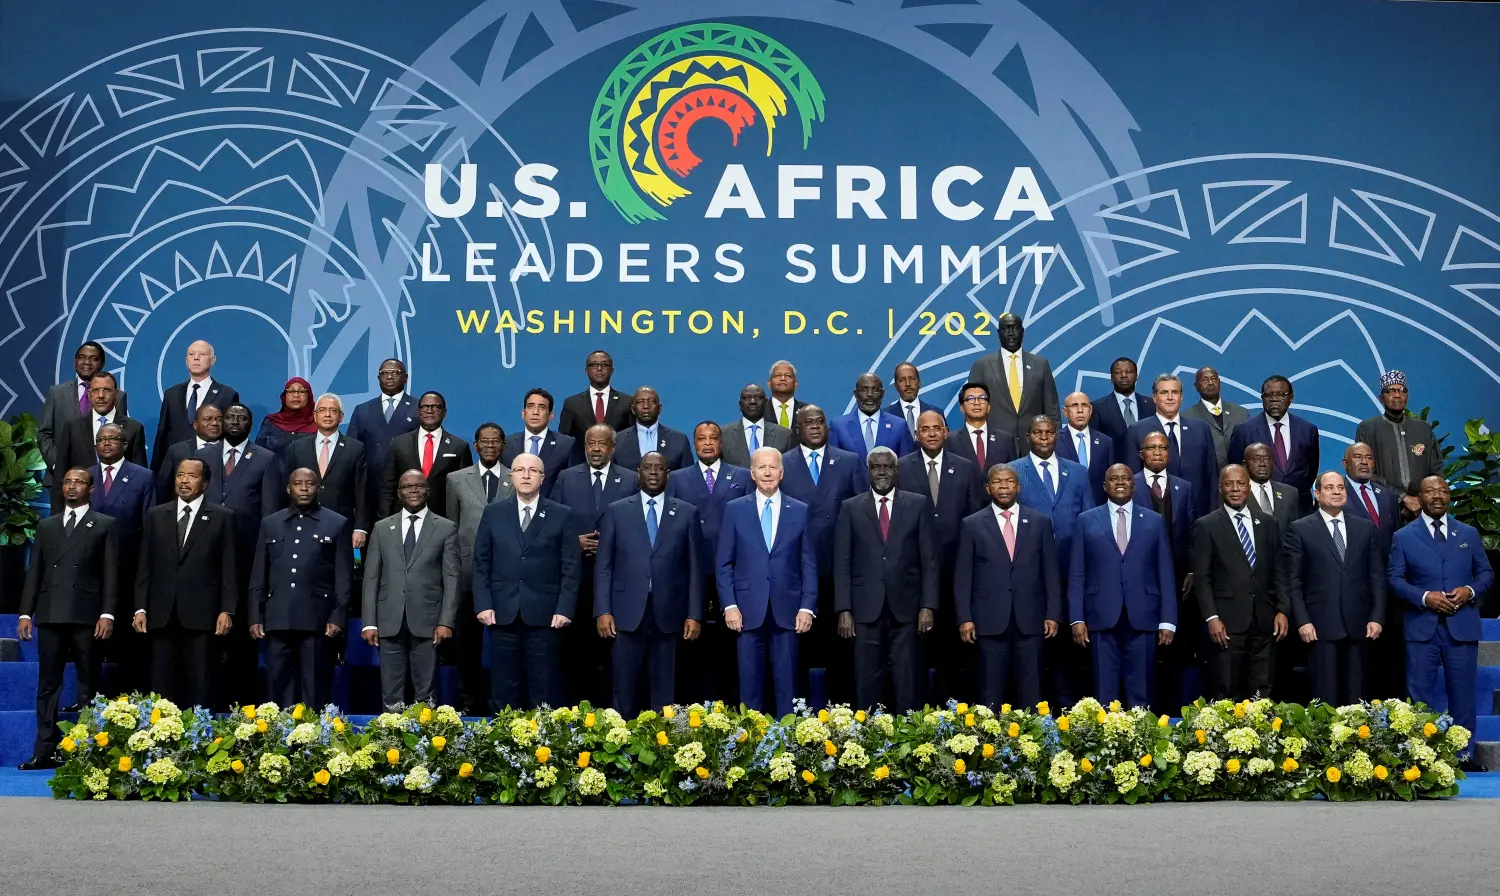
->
[254,376,319,458]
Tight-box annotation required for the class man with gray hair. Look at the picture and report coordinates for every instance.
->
[766,359,810,444]
[285,393,370,547]
[1124,372,1219,519]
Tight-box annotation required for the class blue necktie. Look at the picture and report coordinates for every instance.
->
[863,417,875,451]
[1076,431,1088,469]
[749,424,760,451]
[645,497,658,546]
[529,435,541,455]
[760,498,774,550]
[1040,460,1056,501]
[808,450,820,485]
[1235,512,1256,566]
[383,397,394,422]
[186,382,200,424]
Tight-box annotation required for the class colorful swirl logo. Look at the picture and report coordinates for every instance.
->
[588,23,826,223]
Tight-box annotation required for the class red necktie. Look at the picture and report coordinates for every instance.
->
[1358,483,1381,527]
[102,465,114,497]
[878,496,890,541]
[594,392,605,424]
[421,433,435,476]
[1151,474,1164,500]
[973,430,986,470]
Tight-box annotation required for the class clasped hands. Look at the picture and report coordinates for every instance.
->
[1422,588,1473,615]
[473,609,570,630]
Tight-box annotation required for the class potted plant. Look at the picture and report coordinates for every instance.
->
[0,413,46,611]
[1442,418,1499,613]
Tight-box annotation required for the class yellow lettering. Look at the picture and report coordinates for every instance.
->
[455,309,490,333]
[601,310,622,334]
[554,309,574,333]
[525,310,544,334]
[496,310,520,331]
[827,311,848,335]
[662,309,681,333]
[785,311,806,334]
[688,310,712,334]
[632,310,654,334]
[721,310,744,335]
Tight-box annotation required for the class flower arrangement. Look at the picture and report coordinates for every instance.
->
[200,702,352,803]
[630,701,765,806]
[1167,699,1318,801]
[1308,699,1466,800]
[1041,698,1174,805]
[49,695,207,801]
[479,702,634,805]
[896,701,1046,806]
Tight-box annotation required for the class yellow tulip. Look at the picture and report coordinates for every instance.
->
[292,704,305,721]
[824,740,838,757]
[1195,728,1206,745]
[1036,701,1050,716]
[1423,723,1437,738]
[117,757,132,773]
[255,719,268,734]
[1282,758,1299,773]
[956,703,969,715]
[333,719,345,734]
[150,708,161,725]
[1108,700,1122,713]
[1233,704,1246,719]
[459,763,474,778]
[313,769,330,786]
[1326,767,1342,783]
[982,743,995,759]
[535,746,551,764]
[1226,758,1241,774]
[1140,755,1153,768]
[663,706,676,719]
[577,752,591,769]
[243,706,257,720]
[688,712,702,729]
[386,749,400,765]
[1079,758,1093,773]
[855,710,866,723]
[1404,766,1421,782]
[817,709,830,723]
[1158,715,1170,728]
[418,708,433,724]
[230,759,245,774]
[584,713,596,728]
[1357,725,1371,740]
[95,732,109,748]
[1000,704,1011,714]
[1375,765,1389,781]
[1096,710,1107,724]
[431,736,447,752]
[1008,722,1021,737]
[695,766,710,780]
[529,718,539,731]
[954,758,967,774]
[1272,717,1283,732]
[656,731,669,746]
[1056,717,1069,732]
[964,713,976,727]
[60,737,76,753]
[801,769,816,784]
[873,765,890,780]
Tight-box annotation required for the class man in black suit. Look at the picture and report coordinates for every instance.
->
[381,391,472,518]
[1192,464,1287,700]
[155,405,222,504]
[767,359,810,444]
[834,447,937,712]
[945,381,1015,485]
[721,383,794,468]
[559,350,633,441]
[1090,357,1154,448]
[150,339,239,474]
[1342,440,1405,699]
[1286,471,1385,705]
[17,467,118,769]
[501,388,578,497]
[39,341,129,484]
[285,394,369,546]
[966,312,1061,456]
[595,452,702,717]
[473,453,581,710]
[51,372,148,511]
[1242,442,1298,534]
[133,457,237,708]
[614,386,692,471]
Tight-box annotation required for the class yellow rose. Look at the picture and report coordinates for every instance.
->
[1096,710,1107,724]
[333,719,345,734]
[1423,723,1437,738]
[150,708,161,725]
[418,707,433,724]
[663,706,676,719]
[817,709,829,723]
[243,706,257,720]
[982,744,995,759]
[117,757,132,773]
[1008,722,1022,737]
[1375,765,1389,781]
[1272,717,1283,732]
[459,763,474,778]
[212,737,222,745]
[529,718,539,732]
[61,737,76,753]
[824,740,838,757]
[855,711,867,723]
[873,765,890,780]
[94,732,109,748]
[656,731,669,746]
[714,701,726,713]
[1404,766,1421,782]
[1140,754,1153,767]
[1282,758,1299,773]
[386,749,400,765]
[584,712,596,728]
[956,703,969,715]
[431,736,447,752]
[801,769,816,784]
[688,712,702,729]
[230,759,245,774]
[1234,703,1246,719]
[965,713,976,727]
[1357,725,1371,740]
[1000,703,1011,714]
[1372,699,1382,706]
[1326,767,1341,783]
[695,766,710,780]
[1108,700,1122,712]
[1056,717,1070,732]
[577,752,591,769]
[255,719,268,734]
[292,704,305,721]
[535,747,551,764]
[1226,758,1241,774]
[954,758,967,774]
[1036,701,1050,716]
[1195,729,1207,745]
[313,769,330,786]
[736,731,749,743]
[1079,758,1094,773]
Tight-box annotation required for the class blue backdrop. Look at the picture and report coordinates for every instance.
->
[2,0,1498,462]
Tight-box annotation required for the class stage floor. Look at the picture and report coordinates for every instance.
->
[4,798,1499,893]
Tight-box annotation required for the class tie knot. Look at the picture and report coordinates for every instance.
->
[1002,509,1011,520]
[1040,460,1049,469]
[647,497,655,508]
[810,451,819,461]
[1332,518,1340,527]
[879,496,887,506]
[1118,507,1125,517]
[426,433,434,442]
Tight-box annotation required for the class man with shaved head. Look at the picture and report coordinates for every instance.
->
[1056,391,1114,505]
[151,339,240,474]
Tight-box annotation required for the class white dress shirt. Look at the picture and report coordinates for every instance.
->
[591,388,610,411]
[1001,349,1025,377]
[857,410,882,438]
[921,448,946,468]
[967,424,988,446]
[991,502,1020,530]
[1200,399,1223,416]
[1156,413,1183,452]
[897,400,922,426]
[1318,508,1345,538]
[586,462,612,483]
[799,443,824,473]
[517,496,540,526]
[185,376,215,410]
[772,398,796,427]
[222,440,250,468]
[92,407,117,438]
[315,432,340,456]
[871,489,895,514]
[195,437,214,451]
[740,418,765,449]
[1145,469,1169,497]
[641,491,665,525]
[698,459,721,481]
[418,426,445,457]
[98,460,120,486]
[1029,452,1056,491]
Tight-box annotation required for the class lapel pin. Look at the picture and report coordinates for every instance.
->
[1460,542,1470,549]
[86,521,94,528]
[668,508,677,516]
[200,515,209,521]
[121,476,130,483]
[390,524,397,531]
[538,511,546,518]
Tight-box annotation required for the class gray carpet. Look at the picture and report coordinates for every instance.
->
[3,799,1498,893]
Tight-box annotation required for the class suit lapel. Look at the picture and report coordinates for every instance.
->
[1310,515,1343,565]
[180,505,211,559]
[407,513,436,568]
[54,511,87,561]
[770,495,791,552]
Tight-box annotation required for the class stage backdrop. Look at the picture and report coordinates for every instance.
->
[1,0,1498,462]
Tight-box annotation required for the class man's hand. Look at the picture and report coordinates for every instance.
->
[476,609,496,626]
[325,623,342,639]
[1299,623,1317,643]
[1449,586,1475,607]
[214,613,233,636]
[959,621,977,644]
[15,618,31,640]
[597,614,617,638]
[1158,628,1174,647]
[1206,617,1229,648]
[362,628,379,647]
[1272,612,1289,641]
[133,611,148,634]
[917,609,934,634]
[837,611,854,639]
[352,530,367,550]
[1071,622,1089,647]
[1043,620,1059,639]
[1365,621,1383,640]
[724,606,743,633]
[579,532,599,556]
[795,610,814,634]
[1180,573,1194,598]
[433,625,454,645]
[1401,494,1422,514]
[682,619,701,641]
[1423,591,1456,614]
[249,624,266,640]
[93,618,113,640]
[550,615,571,630]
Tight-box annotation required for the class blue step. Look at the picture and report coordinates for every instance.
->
[0,616,38,662]
[1477,714,1500,741]
[1484,619,1500,641]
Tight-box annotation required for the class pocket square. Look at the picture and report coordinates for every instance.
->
[1460,542,1470,549]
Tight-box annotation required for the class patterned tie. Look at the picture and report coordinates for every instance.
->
[905,404,917,436]
[1123,396,1136,423]
[749,424,760,452]
[421,433,435,476]
[1007,353,1023,411]
[78,382,89,416]
[645,497,659,546]
[704,466,716,493]
[485,471,498,503]
[778,402,790,428]
[1432,519,1445,542]
[808,451,820,485]
[927,460,941,505]
[403,514,418,562]
[224,447,238,476]
[384,397,394,422]
[1235,512,1256,566]
[1258,484,1274,515]
[1040,460,1055,501]
[878,496,890,541]
[1002,508,1017,559]
[186,383,200,425]
[1272,422,1288,473]
[1330,517,1346,562]
[863,417,876,452]
[1076,431,1088,469]
[1358,483,1380,527]
[594,392,605,424]
[318,437,331,476]
[1151,473,1164,501]
[102,465,114,497]
[521,506,532,533]
[1115,507,1128,554]
[760,498,774,550]
[973,430,986,471]
[178,505,192,552]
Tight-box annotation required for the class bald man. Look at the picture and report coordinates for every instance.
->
[151,340,240,474]
[1055,391,1115,505]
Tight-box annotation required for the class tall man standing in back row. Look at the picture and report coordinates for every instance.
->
[967,312,1060,457]
[1354,370,1440,514]
[347,358,418,518]
[151,340,239,475]
[559,350,633,442]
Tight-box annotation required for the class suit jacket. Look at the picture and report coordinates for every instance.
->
[446,463,515,584]
[954,504,1060,636]
[285,433,369,533]
[667,462,753,585]
[472,497,581,626]
[500,429,578,496]
[944,425,1016,484]
[896,450,986,569]
[552,463,639,539]
[360,510,460,638]
[779,445,868,572]
[1183,400,1250,467]
[559,387,634,441]
[1342,476,1401,552]
[967,350,1061,455]
[1133,470,1195,576]
[246,506,352,632]
[1191,507,1285,634]
[768,397,814,445]
[381,428,472,518]
[1068,503,1175,631]
[832,490,938,624]
[594,493,704,633]
[827,409,916,462]
[88,461,154,553]
[1228,412,1320,505]
[1009,454,1093,568]
[50,414,148,511]
[612,423,692,472]
[1286,513,1385,639]
[150,380,240,473]
[1090,392,1154,450]
[39,380,129,474]
[347,393,419,509]
[21,509,119,624]
[715,493,818,630]
[198,442,285,580]
[1248,479,1299,536]
[1056,425,1115,505]
[1123,416,1220,519]
[721,419,795,469]
[155,438,218,504]
[135,500,239,630]
[1388,516,1494,643]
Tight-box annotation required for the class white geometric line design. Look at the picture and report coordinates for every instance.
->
[196,47,260,86]
[173,251,202,290]
[0,145,25,178]
[1441,226,1500,272]
[1082,231,1176,277]
[19,95,71,157]
[371,77,442,113]
[213,56,275,94]
[1328,197,1400,265]
[56,94,104,154]
[1095,188,1189,238]
[1452,284,1500,318]
[112,303,149,335]
[236,243,264,280]
[1227,193,1307,245]
[139,274,172,309]
[307,52,369,104]
[116,54,185,90]
[205,242,232,279]
[1202,180,1287,235]
[378,119,451,153]
[1352,189,1435,261]
[105,84,174,118]
[0,183,24,220]
[285,58,341,107]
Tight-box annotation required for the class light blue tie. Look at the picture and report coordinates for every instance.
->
[1076,431,1088,469]
[383,397,394,422]
[760,498,774,551]
[749,424,760,451]
[529,435,541,455]
[1235,512,1256,566]
[645,497,659,547]
[863,417,875,451]
[808,450,820,485]
[1040,460,1056,501]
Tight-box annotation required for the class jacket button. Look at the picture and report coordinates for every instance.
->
[292,554,298,560]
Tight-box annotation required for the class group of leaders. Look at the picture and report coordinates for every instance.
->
[15,313,1492,772]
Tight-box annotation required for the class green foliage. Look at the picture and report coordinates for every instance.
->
[0,413,45,546]
[1442,418,1500,551]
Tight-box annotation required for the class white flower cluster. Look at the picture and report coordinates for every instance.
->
[945,734,979,755]
[535,765,558,788]
[1016,736,1041,762]
[705,712,733,732]
[433,706,463,726]
[84,768,110,795]
[1446,725,1471,750]
[352,747,379,770]
[151,699,182,718]
[550,707,578,723]
[1158,743,1182,765]
[1246,758,1274,776]
[577,767,607,796]
[1331,724,1355,746]
[725,766,747,786]
[254,703,281,721]
[1344,751,1375,783]
[990,774,1017,803]
[605,726,631,746]
[643,780,666,798]
[100,701,139,728]
[794,718,830,745]
[1407,740,1438,766]
[510,719,537,746]
[1048,752,1078,791]
[769,753,796,782]
[1101,711,1136,740]
[871,715,895,737]
[1110,761,1139,794]
[285,723,320,747]
[1387,701,1417,734]
[127,731,153,752]
[1183,750,1222,785]
[258,753,290,783]
[838,742,868,769]
[328,753,354,777]
[827,707,855,730]
[1432,760,1455,788]
[143,759,180,784]
[150,716,184,743]
[674,741,706,771]
[234,723,257,740]
[403,766,434,791]
[1281,736,1307,758]
[372,712,406,729]
[1191,706,1224,732]
[1224,727,1261,754]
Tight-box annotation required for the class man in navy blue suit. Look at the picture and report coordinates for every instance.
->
[89,423,156,694]
[1057,391,1114,505]
[1342,440,1406,700]
[945,381,1015,484]
[1090,357,1154,449]
[614,386,692,471]
[1229,375,1319,515]
[501,388,578,497]
[885,362,941,441]
[1010,416,1093,574]
[955,466,1061,708]
[828,372,916,462]
[595,452,703,717]
[347,358,419,515]
[1069,464,1176,709]
[1124,372,1219,519]
[1389,475,1494,770]
[1134,431,1198,707]
[716,447,819,717]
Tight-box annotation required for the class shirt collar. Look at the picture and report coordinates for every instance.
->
[223,440,247,460]
[968,422,986,436]
[1423,512,1448,529]
[100,460,119,474]
[872,489,894,504]
[178,495,203,516]
[94,407,116,424]
[1227,505,1252,521]
[589,462,612,480]
[922,448,944,465]
[188,375,214,390]
[1146,468,1166,480]
[420,426,444,444]
[1108,500,1133,512]
[318,431,339,446]
[759,490,781,507]
[1029,452,1053,467]
[1318,508,1343,525]
[741,418,762,431]
[801,444,823,460]
[517,496,539,512]
[405,506,429,523]
[858,409,881,425]
[1202,398,1222,413]
[992,503,1017,520]
[1067,424,1089,439]
[291,504,323,521]
[637,421,658,434]
[1157,413,1180,427]
[699,459,720,475]
[591,387,609,400]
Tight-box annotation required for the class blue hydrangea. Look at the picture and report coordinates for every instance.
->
[380,774,404,787]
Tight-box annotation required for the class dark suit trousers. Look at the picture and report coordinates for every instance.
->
[854,605,919,713]
[977,625,1044,711]
[379,623,437,709]
[265,631,335,709]
[738,621,799,718]
[487,620,561,711]
[563,571,612,707]
[1407,623,1477,752]
[33,624,97,759]
[612,596,677,718]
[1308,637,1367,706]
[678,581,737,704]
[1092,625,1156,710]
[151,618,212,709]
[928,574,976,705]
[451,589,488,713]
[800,574,852,706]
[1205,626,1274,700]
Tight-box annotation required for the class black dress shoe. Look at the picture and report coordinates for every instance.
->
[1461,758,1489,773]
[18,757,59,771]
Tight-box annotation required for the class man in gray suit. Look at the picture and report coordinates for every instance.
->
[445,422,513,713]
[966,312,1060,457]
[1183,366,1249,467]
[361,469,460,709]
[39,341,129,482]
[722,383,794,468]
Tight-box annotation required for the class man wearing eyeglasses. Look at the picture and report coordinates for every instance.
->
[944,382,1015,490]
[380,391,472,518]
[1353,370,1440,516]
[559,350,633,441]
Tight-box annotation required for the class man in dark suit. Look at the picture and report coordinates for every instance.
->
[284,394,369,545]
[1134,431,1198,708]
[360,470,460,709]
[945,381,1015,484]
[1241,443,1299,533]
[150,340,240,474]
[716,447,819,717]
[1229,375,1319,514]
[828,373,917,462]
[1057,391,1115,505]
[559,349,633,441]
[1192,464,1287,700]
[247,468,352,709]
[501,387,579,496]
[613,386,692,471]
[1183,366,1249,467]
[1389,475,1495,770]
[133,457,238,708]
[966,312,1060,456]
[595,451,703,717]
[1286,471,1385,705]
[155,405,222,504]
[346,358,419,517]
[1342,440,1405,702]
[381,391,472,518]
[1124,372,1219,519]
[954,465,1060,709]
[767,359,811,444]
[17,467,118,769]
[39,341,129,484]
[551,424,639,705]
[51,372,148,511]
[88,424,156,693]
[473,453,581,710]
[721,384,794,468]
[1090,357,1154,449]
[446,423,513,714]
[833,448,938,712]
[886,361,942,441]
[1068,465,1176,709]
